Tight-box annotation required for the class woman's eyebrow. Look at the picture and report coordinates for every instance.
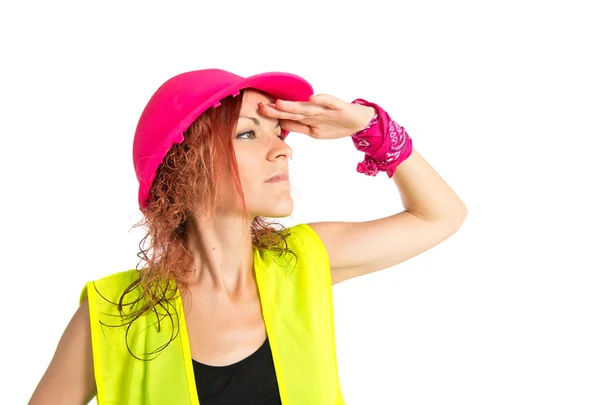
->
[239,116,281,128]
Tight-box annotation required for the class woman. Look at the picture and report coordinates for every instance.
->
[29,68,467,404]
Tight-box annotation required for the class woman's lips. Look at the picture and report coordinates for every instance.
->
[265,173,289,182]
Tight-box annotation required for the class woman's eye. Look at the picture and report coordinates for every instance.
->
[237,130,285,141]
[236,130,256,139]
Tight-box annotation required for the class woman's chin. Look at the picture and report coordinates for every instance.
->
[259,200,294,219]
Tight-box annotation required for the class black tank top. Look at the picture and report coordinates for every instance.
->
[192,337,282,404]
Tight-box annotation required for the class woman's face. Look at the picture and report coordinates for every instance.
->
[220,89,293,219]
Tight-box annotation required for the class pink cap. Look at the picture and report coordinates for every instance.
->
[133,69,314,210]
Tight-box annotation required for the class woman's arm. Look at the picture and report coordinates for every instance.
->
[29,298,97,405]
[308,149,467,284]
[259,96,467,284]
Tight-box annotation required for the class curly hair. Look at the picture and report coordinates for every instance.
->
[100,88,298,360]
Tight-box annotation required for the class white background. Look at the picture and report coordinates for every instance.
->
[2,1,599,404]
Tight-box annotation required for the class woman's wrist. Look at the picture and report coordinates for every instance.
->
[348,104,377,136]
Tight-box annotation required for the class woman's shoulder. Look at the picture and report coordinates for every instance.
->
[79,269,140,306]
[262,223,330,273]
[286,223,328,254]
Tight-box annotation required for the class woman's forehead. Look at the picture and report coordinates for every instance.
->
[243,88,275,104]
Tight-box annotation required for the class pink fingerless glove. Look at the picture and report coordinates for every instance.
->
[350,98,413,177]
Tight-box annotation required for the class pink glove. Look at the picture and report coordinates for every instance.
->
[350,98,413,177]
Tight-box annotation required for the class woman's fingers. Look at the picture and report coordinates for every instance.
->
[280,119,312,136]
[266,99,325,115]
[259,102,307,122]
[309,94,345,110]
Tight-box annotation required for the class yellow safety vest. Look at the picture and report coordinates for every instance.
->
[80,223,345,405]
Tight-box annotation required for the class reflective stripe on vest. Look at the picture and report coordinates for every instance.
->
[80,223,346,405]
